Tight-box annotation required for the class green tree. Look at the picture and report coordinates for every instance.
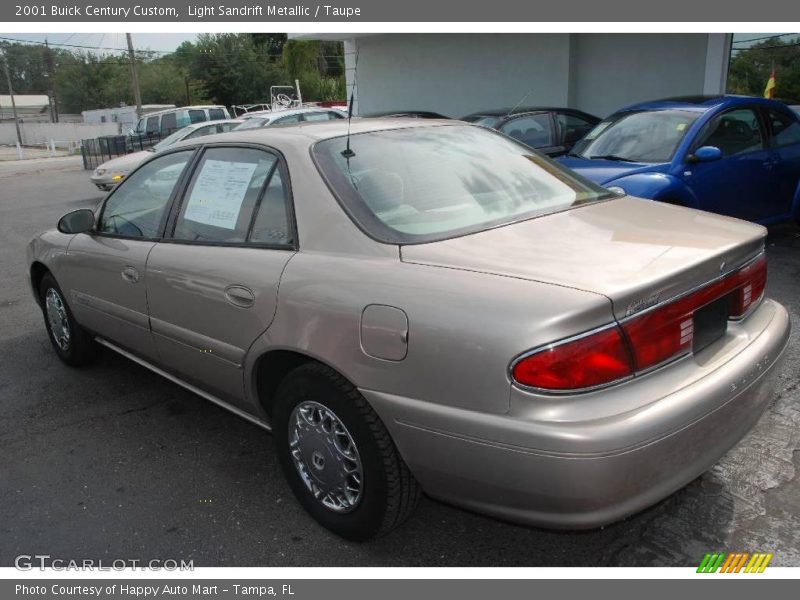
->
[728,36,800,101]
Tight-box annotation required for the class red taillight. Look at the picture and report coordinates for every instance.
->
[512,253,767,391]
[622,253,767,371]
[729,254,767,318]
[511,326,634,391]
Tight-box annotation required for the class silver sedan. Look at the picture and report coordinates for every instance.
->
[28,119,790,540]
[90,119,244,191]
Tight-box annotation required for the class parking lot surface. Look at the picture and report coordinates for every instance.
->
[0,158,798,566]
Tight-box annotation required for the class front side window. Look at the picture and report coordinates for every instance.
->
[767,109,800,148]
[572,109,701,163]
[499,114,554,148]
[235,117,269,130]
[97,151,193,238]
[209,108,226,121]
[313,124,613,244]
[145,116,159,134]
[694,108,764,157]
[172,147,289,245]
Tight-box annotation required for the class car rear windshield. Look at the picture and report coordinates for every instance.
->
[313,124,614,244]
[571,109,701,163]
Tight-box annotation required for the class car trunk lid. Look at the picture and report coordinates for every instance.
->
[400,197,766,321]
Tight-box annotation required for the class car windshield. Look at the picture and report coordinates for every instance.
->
[313,124,614,244]
[235,117,270,130]
[571,109,701,163]
[152,127,190,152]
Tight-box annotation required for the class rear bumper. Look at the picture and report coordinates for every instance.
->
[363,298,790,529]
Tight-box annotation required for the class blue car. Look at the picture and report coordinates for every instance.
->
[559,95,800,224]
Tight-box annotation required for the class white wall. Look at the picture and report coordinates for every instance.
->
[344,33,730,119]
[350,34,572,118]
[569,34,714,117]
[0,122,119,146]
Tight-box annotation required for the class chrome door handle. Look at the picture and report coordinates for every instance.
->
[121,266,139,283]
[224,285,255,308]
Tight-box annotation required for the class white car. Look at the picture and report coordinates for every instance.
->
[90,119,244,191]
[234,107,346,130]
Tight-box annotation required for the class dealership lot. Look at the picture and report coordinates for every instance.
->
[0,158,798,567]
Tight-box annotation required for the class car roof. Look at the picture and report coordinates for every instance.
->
[141,105,228,118]
[241,106,344,119]
[464,107,595,118]
[182,118,244,130]
[171,117,457,151]
[615,95,789,114]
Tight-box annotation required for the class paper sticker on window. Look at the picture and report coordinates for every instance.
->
[183,159,258,230]
[677,123,687,131]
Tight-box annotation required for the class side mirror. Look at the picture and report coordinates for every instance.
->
[688,146,722,163]
[57,209,95,234]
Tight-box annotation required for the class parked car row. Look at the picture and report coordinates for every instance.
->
[91,107,346,190]
[40,111,791,540]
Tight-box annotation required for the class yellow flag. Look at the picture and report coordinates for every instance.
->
[764,70,776,99]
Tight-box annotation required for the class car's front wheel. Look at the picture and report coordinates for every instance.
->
[273,362,420,541]
[39,272,97,366]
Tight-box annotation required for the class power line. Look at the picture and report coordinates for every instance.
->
[0,35,169,53]
[732,33,799,45]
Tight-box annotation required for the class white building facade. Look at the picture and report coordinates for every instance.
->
[295,33,732,119]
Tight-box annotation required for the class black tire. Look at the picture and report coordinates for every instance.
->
[39,272,98,366]
[273,362,420,541]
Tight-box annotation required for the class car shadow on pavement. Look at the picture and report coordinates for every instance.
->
[0,328,751,568]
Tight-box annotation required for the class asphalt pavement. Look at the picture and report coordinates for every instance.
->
[0,157,798,566]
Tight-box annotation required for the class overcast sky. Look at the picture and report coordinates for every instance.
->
[0,32,797,56]
[0,32,200,54]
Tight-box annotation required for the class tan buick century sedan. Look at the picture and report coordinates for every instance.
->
[27,119,790,541]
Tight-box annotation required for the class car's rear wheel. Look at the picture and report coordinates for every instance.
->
[39,272,97,366]
[273,362,420,541]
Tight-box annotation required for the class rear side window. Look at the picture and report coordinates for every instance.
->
[160,113,177,134]
[767,109,800,148]
[499,114,554,148]
[184,124,217,139]
[273,114,301,125]
[171,147,291,246]
[557,113,595,145]
[209,108,226,121]
[189,109,207,124]
[303,112,333,122]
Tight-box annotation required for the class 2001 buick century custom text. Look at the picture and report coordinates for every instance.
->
[27,119,790,540]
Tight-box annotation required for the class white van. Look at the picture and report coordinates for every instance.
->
[129,105,231,137]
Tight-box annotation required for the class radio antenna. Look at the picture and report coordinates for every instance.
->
[341,47,359,159]
[505,87,536,119]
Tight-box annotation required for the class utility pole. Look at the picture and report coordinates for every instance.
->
[44,38,59,122]
[126,33,143,119]
[2,50,23,147]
